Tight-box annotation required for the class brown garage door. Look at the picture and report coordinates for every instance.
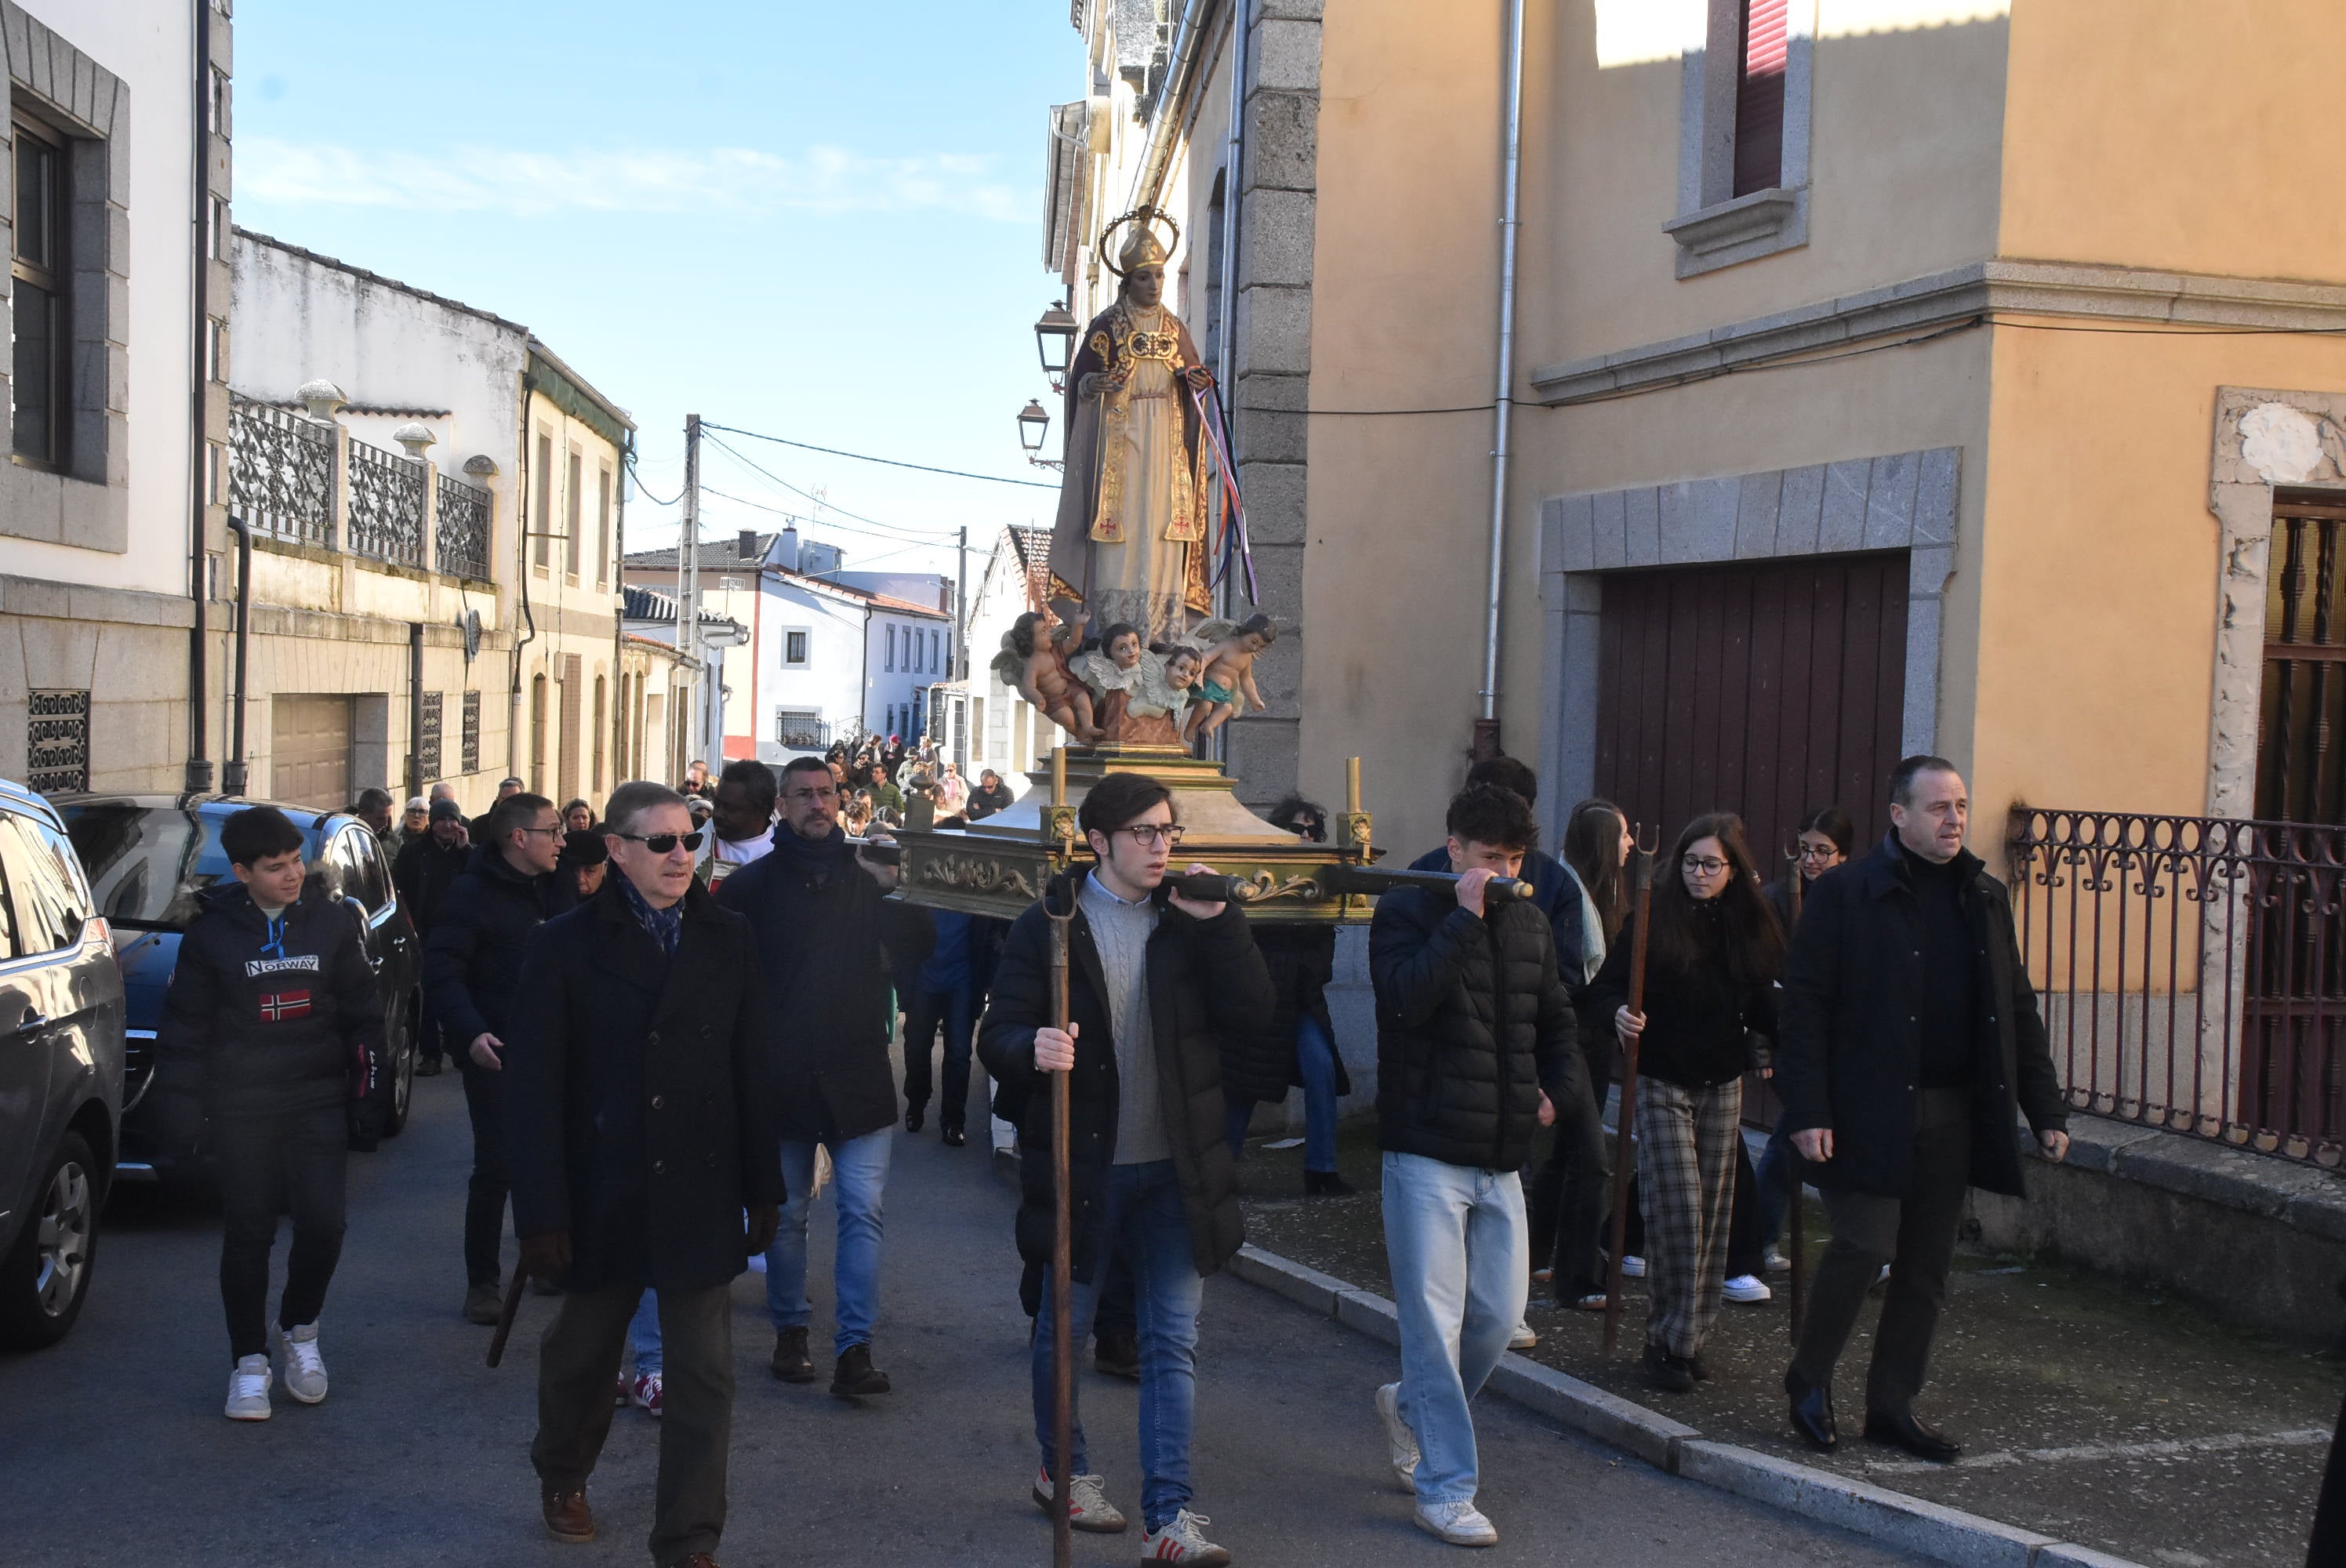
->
[1592,552,1908,855]
[271,694,354,808]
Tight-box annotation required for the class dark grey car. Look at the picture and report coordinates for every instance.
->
[0,781,125,1350]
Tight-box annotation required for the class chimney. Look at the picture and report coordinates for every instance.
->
[738,529,758,564]
[778,524,801,572]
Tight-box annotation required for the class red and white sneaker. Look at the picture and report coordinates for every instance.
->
[1142,1509,1230,1563]
[630,1371,663,1417]
[1030,1465,1127,1533]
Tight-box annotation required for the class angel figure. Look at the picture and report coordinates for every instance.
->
[1183,614,1280,743]
[991,607,1101,743]
[1072,622,1149,739]
[1115,641,1202,746]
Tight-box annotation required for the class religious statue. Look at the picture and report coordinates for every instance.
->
[1072,623,1199,746]
[1049,207,1218,645]
[990,607,1101,743]
[1184,614,1280,744]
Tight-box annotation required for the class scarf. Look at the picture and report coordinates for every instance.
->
[617,873,683,957]
[767,821,858,882]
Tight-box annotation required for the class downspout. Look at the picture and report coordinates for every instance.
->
[221,514,252,794]
[407,621,426,801]
[1212,3,1246,626]
[508,378,538,780]
[614,432,630,786]
[1474,0,1527,760]
[183,0,215,792]
[1131,0,1218,209]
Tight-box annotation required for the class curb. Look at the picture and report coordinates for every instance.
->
[1223,1243,2154,1568]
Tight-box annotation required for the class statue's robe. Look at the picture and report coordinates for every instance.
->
[1048,299,1216,644]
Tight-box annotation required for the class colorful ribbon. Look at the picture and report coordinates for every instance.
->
[1191,382,1258,604]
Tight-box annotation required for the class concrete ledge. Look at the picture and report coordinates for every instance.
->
[1677,1442,2057,1568]
[1484,1352,1698,1472]
[1229,1244,1349,1317]
[1332,1288,1400,1347]
[2034,1546,2152,1568]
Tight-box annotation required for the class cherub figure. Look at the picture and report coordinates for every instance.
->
[1110,641,1202,746]
[1184,614,1279,743]
[1072,622,1149,739]
[992,607,1101,743]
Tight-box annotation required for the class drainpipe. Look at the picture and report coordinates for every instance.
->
[1212,2,1247,626]
[1474,0,1527,761]
[508,379,537,779]
[183,0,215,792]
[407,621,426,801]
[1131,0,1218,209]
[221,514,252,795]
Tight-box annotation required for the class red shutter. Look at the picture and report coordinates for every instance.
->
[1733,0,1789,197]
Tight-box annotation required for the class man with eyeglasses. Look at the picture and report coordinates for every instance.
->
[978,771,1283,1564]
[423,790,573,1325]
[715,754,914,1397]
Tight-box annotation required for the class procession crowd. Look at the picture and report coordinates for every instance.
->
[151,739,2072,1566]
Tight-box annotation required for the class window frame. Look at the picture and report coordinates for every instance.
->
[783,627,810,667]
[1665,0,1814,278]
[10,114,69,472]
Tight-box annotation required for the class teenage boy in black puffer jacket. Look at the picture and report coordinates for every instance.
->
[1367,784,1592,1549]
[155,805,386,1423]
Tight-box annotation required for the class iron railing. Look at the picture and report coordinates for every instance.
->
[228,395,333,547]
[2007,806,2346,1167]
[346,437,427,568]
[775,712,831,750]
[434,473,493,580]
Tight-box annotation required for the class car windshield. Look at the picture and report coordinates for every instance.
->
[60,804,324,930]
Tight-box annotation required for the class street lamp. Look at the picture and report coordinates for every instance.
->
[1017,398,1053,459]
[1034,300,1078,387]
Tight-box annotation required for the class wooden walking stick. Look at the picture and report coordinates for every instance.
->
[1783,840,1808,1345]
[1603,826,1658,1355]
[1044,844,1077,1568]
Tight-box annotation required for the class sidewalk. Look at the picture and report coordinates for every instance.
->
[1233,1120,2340,1568]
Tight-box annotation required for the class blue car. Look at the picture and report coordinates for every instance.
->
[53,795,422,1184]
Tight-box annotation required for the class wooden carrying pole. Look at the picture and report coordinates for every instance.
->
[1603,832,1658,1354]
[1045,749,1075,1568]
[484,1267,530,1368]
[1784,846,1807,1344]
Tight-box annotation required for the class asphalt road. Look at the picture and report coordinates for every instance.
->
[0,1067,1933,1567]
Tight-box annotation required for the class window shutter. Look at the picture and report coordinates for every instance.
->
[1733,0,1789,198]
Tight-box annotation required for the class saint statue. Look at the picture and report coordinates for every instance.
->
[1048,208,1218,645]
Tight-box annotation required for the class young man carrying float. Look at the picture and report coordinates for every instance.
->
[979,771,1285,1565]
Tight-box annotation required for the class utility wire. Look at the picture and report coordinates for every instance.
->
[702,420,1060,491]
[624,456,685,508]
[700,433,961,541]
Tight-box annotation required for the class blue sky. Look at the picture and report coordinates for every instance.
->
[231,1,1085,583]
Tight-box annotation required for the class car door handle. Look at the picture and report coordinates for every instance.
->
[8,1012,50,1037]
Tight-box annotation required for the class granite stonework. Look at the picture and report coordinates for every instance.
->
[0,575,198,793]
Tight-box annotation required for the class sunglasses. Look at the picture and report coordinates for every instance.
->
[612,830,706,855]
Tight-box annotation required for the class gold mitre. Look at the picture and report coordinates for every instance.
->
[1101,206,1180,277]
[1117,224,1170,273]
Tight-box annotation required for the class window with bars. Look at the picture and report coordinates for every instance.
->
[462,691,481,775]
[2257,493,2346,822]
[26,689,88,794]
[417,690,443,780]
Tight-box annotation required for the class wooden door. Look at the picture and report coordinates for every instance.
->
[1592,552,1908,855]
[271,695,354,808]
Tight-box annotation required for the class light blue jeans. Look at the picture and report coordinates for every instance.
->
[1031,1160,1204,1533]
[1382,1150,1529,1505]
[766,1129,892,1358]
[627,1288,660,1377]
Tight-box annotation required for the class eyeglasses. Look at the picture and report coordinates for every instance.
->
[1113,825,1185,849]
[1681,855,1730,875]
[613,830,706,855]
[518,826,564,840]
[785,786,839,804]
[1796,844,1841,862]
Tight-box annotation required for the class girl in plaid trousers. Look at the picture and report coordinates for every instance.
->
[1587,812,1785,1392]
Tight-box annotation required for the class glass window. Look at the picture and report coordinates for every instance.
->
[12,118,67,467]
[0,848,17,961]
[0,813,85,953]
[885,626,895,672]
[332,829,387,913]
[786,630,807,665]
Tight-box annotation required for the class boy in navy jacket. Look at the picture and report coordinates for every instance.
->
[156,805,385,1421]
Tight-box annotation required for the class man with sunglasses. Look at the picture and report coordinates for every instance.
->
[979,771,1283,1565]
[423,791,573,1325]
[715,754,913,1397]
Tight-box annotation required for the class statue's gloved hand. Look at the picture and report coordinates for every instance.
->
[1077,372,1110,399]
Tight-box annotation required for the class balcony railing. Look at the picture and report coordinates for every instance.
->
[228,394,334,548]
[434,473,493,580]
[345,437,427,568]
[2007,806,2346,1167]
[775,712,831,750]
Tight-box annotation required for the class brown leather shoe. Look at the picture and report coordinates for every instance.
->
[541,1487,594,1543]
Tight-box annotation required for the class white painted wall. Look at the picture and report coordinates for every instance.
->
[865,608,950,742]
[757,576,867,759]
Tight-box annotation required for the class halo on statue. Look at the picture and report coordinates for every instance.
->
[1099,205,1182,278]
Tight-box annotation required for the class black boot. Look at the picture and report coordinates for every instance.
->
[831,1342,892,1398]
[1785,1370,1839,1451]
[905,1105,924,1134]
[1643,1345,1694,1392]
[1303,1169,1355,1197]
[1093,1323,1140,1380]
[770,1327,816,1384]
[1864,1410,1960,1463]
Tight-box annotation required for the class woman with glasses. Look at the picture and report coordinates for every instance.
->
[1589,812,1786,1392]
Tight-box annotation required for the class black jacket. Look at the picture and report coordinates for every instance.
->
[1371,884,1577,1171]
[1250,923,1352,1099]
[1583,901,1778,1090]
[154,883,387,1128]
[503,877,785,1292]
[977,868,1284,1283]
[714,829,913,1143]
[423,846,571,1053]
[1774,835,2068,1198]
[965,783,1015,822]
[392,832,470,935]
[1409,844,1589,998]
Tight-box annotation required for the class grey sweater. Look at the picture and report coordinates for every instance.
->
[1080,873,1169,1165]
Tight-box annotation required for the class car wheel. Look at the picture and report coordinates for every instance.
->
[382,991,416,1138]
[0,1131,100,1350]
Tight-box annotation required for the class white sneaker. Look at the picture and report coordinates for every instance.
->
[1414,1498,1499,1547]
[1763,1247,1792,1274]
[273,1321,328,1404]
[224,1353,272,1421]
[1375,1382,1420,1491]
[1619,1254,1647,1278]
[1141,1508,1230,1564]
[1723,1273,1774,1304]
[1509,1319,1538,1349]
[1031,1465,1127,1534]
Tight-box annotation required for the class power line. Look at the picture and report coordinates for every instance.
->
[697,485,958,556]
[700,433,961,541]
[702,420,1060,491]
[624,456,684,508]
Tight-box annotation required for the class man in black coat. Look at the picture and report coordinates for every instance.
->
[1776,756,2070,1461]
[504,781,783,1566]
[423,790,568,1324]
[1367,783,1589,1548]
[394,797,471,1074]
[714,754,913,1398]
[977,771,1282,1562]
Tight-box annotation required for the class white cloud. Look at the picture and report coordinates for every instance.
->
[238,136,1026,223]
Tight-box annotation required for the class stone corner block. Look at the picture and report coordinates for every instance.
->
[1484,1355,1698,1472]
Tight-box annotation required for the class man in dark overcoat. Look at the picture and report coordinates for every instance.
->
[504,781,783,1568]
[1775,755,2070,1462]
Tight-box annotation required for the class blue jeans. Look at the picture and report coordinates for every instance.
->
[627,1288,661,1377]
[1754,1123,1797,1250]
[1031,1160,1203,1532]
[766,1129,892,1358]
[1223,1015,1343,1173]
[1382,1150,1528,1505]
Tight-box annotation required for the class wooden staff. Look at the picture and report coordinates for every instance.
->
[485,1267,531,1369]
[1044,872,1077,1568]
[1779,843,1810,1344]
[1603,828,1658,1355]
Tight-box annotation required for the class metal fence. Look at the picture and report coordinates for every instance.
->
[2007,806,2346,1167]
[228,395,333,546]
[775,711,831,750]
[434,473,493,580]
[346,437,427,568]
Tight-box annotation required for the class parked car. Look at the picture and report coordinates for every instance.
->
[0,781,125,1350]
[53,795,422,1185]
